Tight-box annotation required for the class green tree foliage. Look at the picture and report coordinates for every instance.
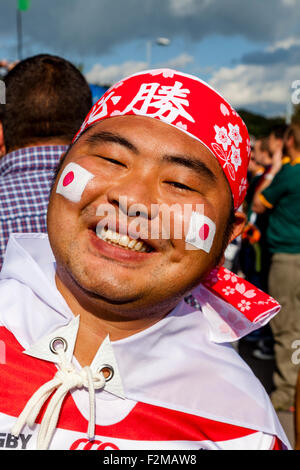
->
[291,104,300,125]
[237,109,286,138]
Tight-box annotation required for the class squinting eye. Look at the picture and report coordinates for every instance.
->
[166,181,194,191]
[98,156,127,167]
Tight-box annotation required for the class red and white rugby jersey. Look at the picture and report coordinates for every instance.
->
[0,326,283,450]
[0,234,290,450]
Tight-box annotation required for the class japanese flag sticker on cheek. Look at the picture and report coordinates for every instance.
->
[56,163,95,203]
[185,211,216,253]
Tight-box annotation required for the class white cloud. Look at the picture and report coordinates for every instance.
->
[267,36,300,52]
[281,0,298,6]
[169,0,201,16]
[86,56,299,116]
[85,53,194,85]
[209,63,300,115]
[85,61,147,85]
[2,0,300,56]
[162,53,194,69]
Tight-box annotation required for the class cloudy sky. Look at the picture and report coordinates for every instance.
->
[0,0,300,116]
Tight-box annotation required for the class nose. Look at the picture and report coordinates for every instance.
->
[106,173,159,221]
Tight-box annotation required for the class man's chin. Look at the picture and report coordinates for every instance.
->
[69,269,145,306]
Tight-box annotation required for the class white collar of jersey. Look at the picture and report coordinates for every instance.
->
[0,233,290,449]
[23,315,125,400]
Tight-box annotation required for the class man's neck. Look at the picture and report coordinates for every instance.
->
[289,148,300,163]
[55,270,177,367]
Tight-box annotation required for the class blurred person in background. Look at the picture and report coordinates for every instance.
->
[0,60,18,74]
[253,137,273,173]
[247,136,265,186]
[240,136,274,351]
[252,123,300,412]
[268,124,289,164]
[239,136,263,294]
[246,137,273,294]
[224,136,257,274]
[0,54,92,269]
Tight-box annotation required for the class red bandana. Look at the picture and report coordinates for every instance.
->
[73,68,250,210]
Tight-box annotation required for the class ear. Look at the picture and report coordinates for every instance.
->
[228,210,247,245]
[0,122,6,157]
[286,134,294,151]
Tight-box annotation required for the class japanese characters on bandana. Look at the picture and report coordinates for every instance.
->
[73,68,250,210]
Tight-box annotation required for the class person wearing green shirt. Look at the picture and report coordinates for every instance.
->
[252,123,300,412]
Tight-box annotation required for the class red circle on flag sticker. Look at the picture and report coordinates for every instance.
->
[63,171,74,187]
[199,224,210,241]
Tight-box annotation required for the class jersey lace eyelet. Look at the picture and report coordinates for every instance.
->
[98,364,114,382]
[49,337,68,354]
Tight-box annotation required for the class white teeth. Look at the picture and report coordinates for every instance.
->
[128,240,137,249]
[109,230,119,243]
[119,235,129,247]
[97,228,150,253]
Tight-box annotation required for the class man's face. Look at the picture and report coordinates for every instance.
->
[268,132,279,155]
[253,140,263,165]
[248,147,258,173]
[48,115,237,317]
[269,131,287,155]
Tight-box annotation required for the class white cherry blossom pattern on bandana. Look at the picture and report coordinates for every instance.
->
[239,177,248,199]
[230,146,242,172]
[189,266,281,342]
[150,69,175,78]
[212,123,243,181]
[228,123,242,148]
[202,266,280,326]
[72,68,250,210]
[175,121,188,131]
[220,103,230,116]
[246,138,251,157]
[211,141,236,181]
[214,125,231,151]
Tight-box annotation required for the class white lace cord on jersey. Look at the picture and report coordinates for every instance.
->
[11,348,106,450]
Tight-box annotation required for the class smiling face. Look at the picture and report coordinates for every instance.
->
[48,115,244,318]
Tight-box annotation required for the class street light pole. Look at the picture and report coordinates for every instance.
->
[17,8,23,60]
[146,40,152,68]
[146,37,171,68]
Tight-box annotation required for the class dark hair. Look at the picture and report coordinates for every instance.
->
[260,137,272,158]
[0,54,92,152]
[285,123,300,151]
[216,195,236,266]
[270,124,288,140]
[50,143,73,193]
